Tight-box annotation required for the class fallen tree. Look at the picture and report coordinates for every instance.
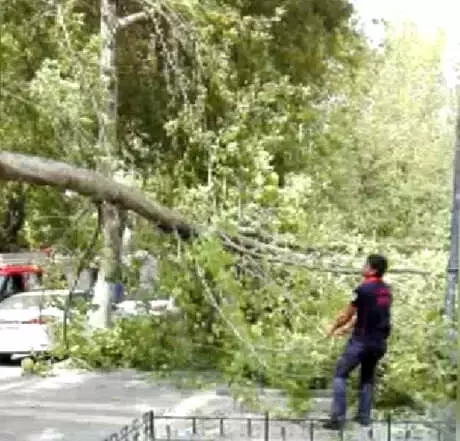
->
[0,151,429,275]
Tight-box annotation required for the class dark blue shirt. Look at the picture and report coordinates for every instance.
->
[351,277,392,343]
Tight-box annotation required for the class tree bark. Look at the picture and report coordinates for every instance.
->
[91,0,124,329]
[0,152,198,237]
[91,1,162,328]
[89,203,125,328]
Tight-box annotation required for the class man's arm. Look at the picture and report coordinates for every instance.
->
[334,313,357,336]
[326,303,357,337]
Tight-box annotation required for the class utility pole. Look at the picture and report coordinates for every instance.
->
[444,92,460,322]
[444,87,460,372]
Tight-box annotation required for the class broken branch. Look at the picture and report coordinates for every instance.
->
[0,152,199,239]
[0,151,431,276]
[117,11,149,29]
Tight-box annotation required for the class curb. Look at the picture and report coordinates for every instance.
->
[216,386,332,399]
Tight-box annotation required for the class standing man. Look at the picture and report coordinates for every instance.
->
[323,254,392,430]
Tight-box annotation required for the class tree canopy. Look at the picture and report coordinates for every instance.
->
[0,0,456,415]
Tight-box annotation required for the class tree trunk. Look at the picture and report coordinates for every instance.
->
[89,204,125,328]
[90,0,124,329]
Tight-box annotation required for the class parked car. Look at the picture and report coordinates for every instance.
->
[114,298,179,317]
[0,265,44,302]
[0,289,89,359]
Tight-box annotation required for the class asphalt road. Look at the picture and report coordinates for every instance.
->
[0,361,207,441]
[0,361,346,441]
[0,361,448,441]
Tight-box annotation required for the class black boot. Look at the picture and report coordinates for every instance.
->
[322,418,345,431]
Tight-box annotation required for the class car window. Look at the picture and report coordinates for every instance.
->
[24,272,42,290]
[0,294,44,310]
[0,290,89,311]
[4,278,14,296]
[0,293,67,310]
[2,276,23,296]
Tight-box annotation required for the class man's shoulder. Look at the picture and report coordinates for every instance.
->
[356,280,391,296]
[356,281,375,292]
[360,279,390,288]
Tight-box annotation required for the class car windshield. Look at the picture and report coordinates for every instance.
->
[0,293,65,310]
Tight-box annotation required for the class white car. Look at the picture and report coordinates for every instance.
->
[0,289,88,358]
[114,298,179,317]
[0,290,179,358]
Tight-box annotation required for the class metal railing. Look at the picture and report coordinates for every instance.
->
[103,411,452,441]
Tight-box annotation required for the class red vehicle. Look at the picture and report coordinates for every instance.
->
[0,265,44,301]
[0,252,47,301]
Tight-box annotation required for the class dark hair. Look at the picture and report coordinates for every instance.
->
[367,254,388,277]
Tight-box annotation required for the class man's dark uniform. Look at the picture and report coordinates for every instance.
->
[330,275,392,426]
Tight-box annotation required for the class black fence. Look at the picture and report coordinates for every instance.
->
[103,411,452,441]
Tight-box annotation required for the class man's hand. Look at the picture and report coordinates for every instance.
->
[333,315,357,337]
[333,326,351,337]
[326,310,357,338]
[326,325,348,338]
[325,324,336,338]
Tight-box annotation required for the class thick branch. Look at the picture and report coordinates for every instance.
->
[0,152,430,276]
[0,152,199,239]
[117,11,148,29]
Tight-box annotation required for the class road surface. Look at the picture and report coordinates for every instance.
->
[0,360,210,441]
[0,361,449,441]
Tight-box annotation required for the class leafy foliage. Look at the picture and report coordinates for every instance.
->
[1,0,456,416]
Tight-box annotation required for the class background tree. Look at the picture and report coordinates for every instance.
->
[0,0,456,415]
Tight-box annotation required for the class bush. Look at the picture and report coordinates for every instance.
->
[52,310,219,372]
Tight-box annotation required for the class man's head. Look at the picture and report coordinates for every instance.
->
[363,254,388,278]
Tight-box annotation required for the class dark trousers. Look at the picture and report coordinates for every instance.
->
[331,337,386,424]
